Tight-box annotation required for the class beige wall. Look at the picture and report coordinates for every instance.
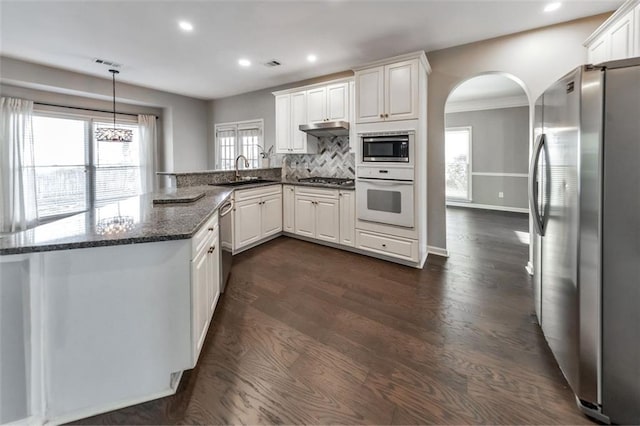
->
[426,13,610,250]
[0,56,209,175]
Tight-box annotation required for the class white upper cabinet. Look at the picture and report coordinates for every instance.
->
[273,78,352,154]
[326,83,349,122]
[585,1,639,63]
[385,60,418,121]
[290,91,308,153]
[306,87,327,123]
[610,10,635,60]
[307,83,349,123]
[275,94,291,153]
[355,58,420,123]
[355,66,384,123]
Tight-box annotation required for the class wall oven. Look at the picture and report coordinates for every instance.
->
[356,166,414,228]
[362,133,411,163]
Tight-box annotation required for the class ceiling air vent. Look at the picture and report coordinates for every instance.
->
[94,58,122,68]
[264,60,282,68]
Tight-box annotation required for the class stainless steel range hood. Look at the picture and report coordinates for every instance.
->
[299,120,349,138]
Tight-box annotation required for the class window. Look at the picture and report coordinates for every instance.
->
[31,112,142,219]
[445,127,472,201]
[215,120,263,170]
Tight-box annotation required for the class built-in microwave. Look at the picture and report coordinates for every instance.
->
[362,134,410,163]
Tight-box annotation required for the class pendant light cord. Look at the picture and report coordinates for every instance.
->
[110,69,119,130]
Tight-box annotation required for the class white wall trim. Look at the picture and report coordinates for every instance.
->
[472,172,528,178]
[447,201,529,214]
[445,95,528,113]
[427,245,449,257]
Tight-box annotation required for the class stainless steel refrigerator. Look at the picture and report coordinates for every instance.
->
[530,57,640,424]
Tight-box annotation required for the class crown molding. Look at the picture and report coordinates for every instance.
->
[445,95,529,113]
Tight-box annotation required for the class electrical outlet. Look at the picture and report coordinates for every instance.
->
[498,191,504,198]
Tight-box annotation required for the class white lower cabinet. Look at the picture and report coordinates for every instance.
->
[339,190,355,247]
[293,187,344,244]
[315,198,340,243]
[294,196,316,238]
[234,185,283,251]
[283,185,295,232]
[356,229,419,262]
[191,213,220,365]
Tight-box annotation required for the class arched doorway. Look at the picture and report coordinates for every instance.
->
[443,72,532,265]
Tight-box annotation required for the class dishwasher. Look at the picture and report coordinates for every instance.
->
[218,197,233,292]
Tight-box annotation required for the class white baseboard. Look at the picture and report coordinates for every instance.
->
[447,201,528,214]
[526,261,534,276]
[427,245,449,257]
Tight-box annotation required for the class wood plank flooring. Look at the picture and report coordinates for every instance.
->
[73,207,594,425]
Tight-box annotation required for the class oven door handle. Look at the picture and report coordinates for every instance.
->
[357,178,414,186]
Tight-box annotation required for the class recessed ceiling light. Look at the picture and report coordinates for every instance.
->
[307,54,317,63]
[238,58,251,67]
[178,21,194,32]
[544,2,562,12]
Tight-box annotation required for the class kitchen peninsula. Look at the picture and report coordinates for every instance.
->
[0,185,232,425]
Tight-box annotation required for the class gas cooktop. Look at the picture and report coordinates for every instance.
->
[297,177,355,186]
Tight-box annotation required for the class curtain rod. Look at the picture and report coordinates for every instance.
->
[33,102,159,119]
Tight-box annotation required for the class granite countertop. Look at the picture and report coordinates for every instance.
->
[207,180,355,191]
[0,186,232,256]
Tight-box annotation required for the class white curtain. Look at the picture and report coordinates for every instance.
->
[138,114,158,194]
[0,97,38,233]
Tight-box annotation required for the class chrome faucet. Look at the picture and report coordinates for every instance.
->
[235,154,250,179]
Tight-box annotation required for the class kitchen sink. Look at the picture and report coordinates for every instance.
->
[210,179,278,187]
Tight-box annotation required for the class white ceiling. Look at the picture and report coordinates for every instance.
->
[447,74,527,103]
[0,0,622,100]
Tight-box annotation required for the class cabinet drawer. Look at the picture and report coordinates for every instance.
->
[192,213,218,257]
[356,230,418,262]
[235,184,282,201]
[294,186,339,199]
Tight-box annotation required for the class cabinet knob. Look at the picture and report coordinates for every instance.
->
[385,113,389,118]
[381,244,387,248]
[379,114,384,118]
[208,227,214,231]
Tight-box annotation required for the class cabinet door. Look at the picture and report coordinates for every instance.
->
[609,9,635,60]
[315,198,340,243]
[291,91,308,153]
[339,191,355,247]
[275,94,291,153]
[326,82,349,122]
[191,248,209,364]
[262,194,283,238]
[356,66,384,123]
[588,34,610,64]
[385,59,418,121]
[307,87,327,123]
[234,198,262,249]
[294,196,315,238]
[283,185,295,232]
[207,235,220,319]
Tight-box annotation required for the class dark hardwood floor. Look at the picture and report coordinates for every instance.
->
[74,207,593,425]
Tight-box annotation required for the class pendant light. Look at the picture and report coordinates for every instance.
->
[95,69,133,142]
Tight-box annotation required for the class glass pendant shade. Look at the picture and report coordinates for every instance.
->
[96,68,132,142]
[95,127,133,142]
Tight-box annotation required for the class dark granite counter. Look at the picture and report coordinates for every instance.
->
[207,180,355,191]
[0,186,232,255]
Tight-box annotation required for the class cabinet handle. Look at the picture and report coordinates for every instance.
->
[381,244,387,248]
[208,227,214,231]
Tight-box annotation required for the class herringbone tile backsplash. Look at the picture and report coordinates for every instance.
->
[282,136,355,180]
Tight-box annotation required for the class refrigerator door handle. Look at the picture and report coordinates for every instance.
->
[529,133,546,236]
